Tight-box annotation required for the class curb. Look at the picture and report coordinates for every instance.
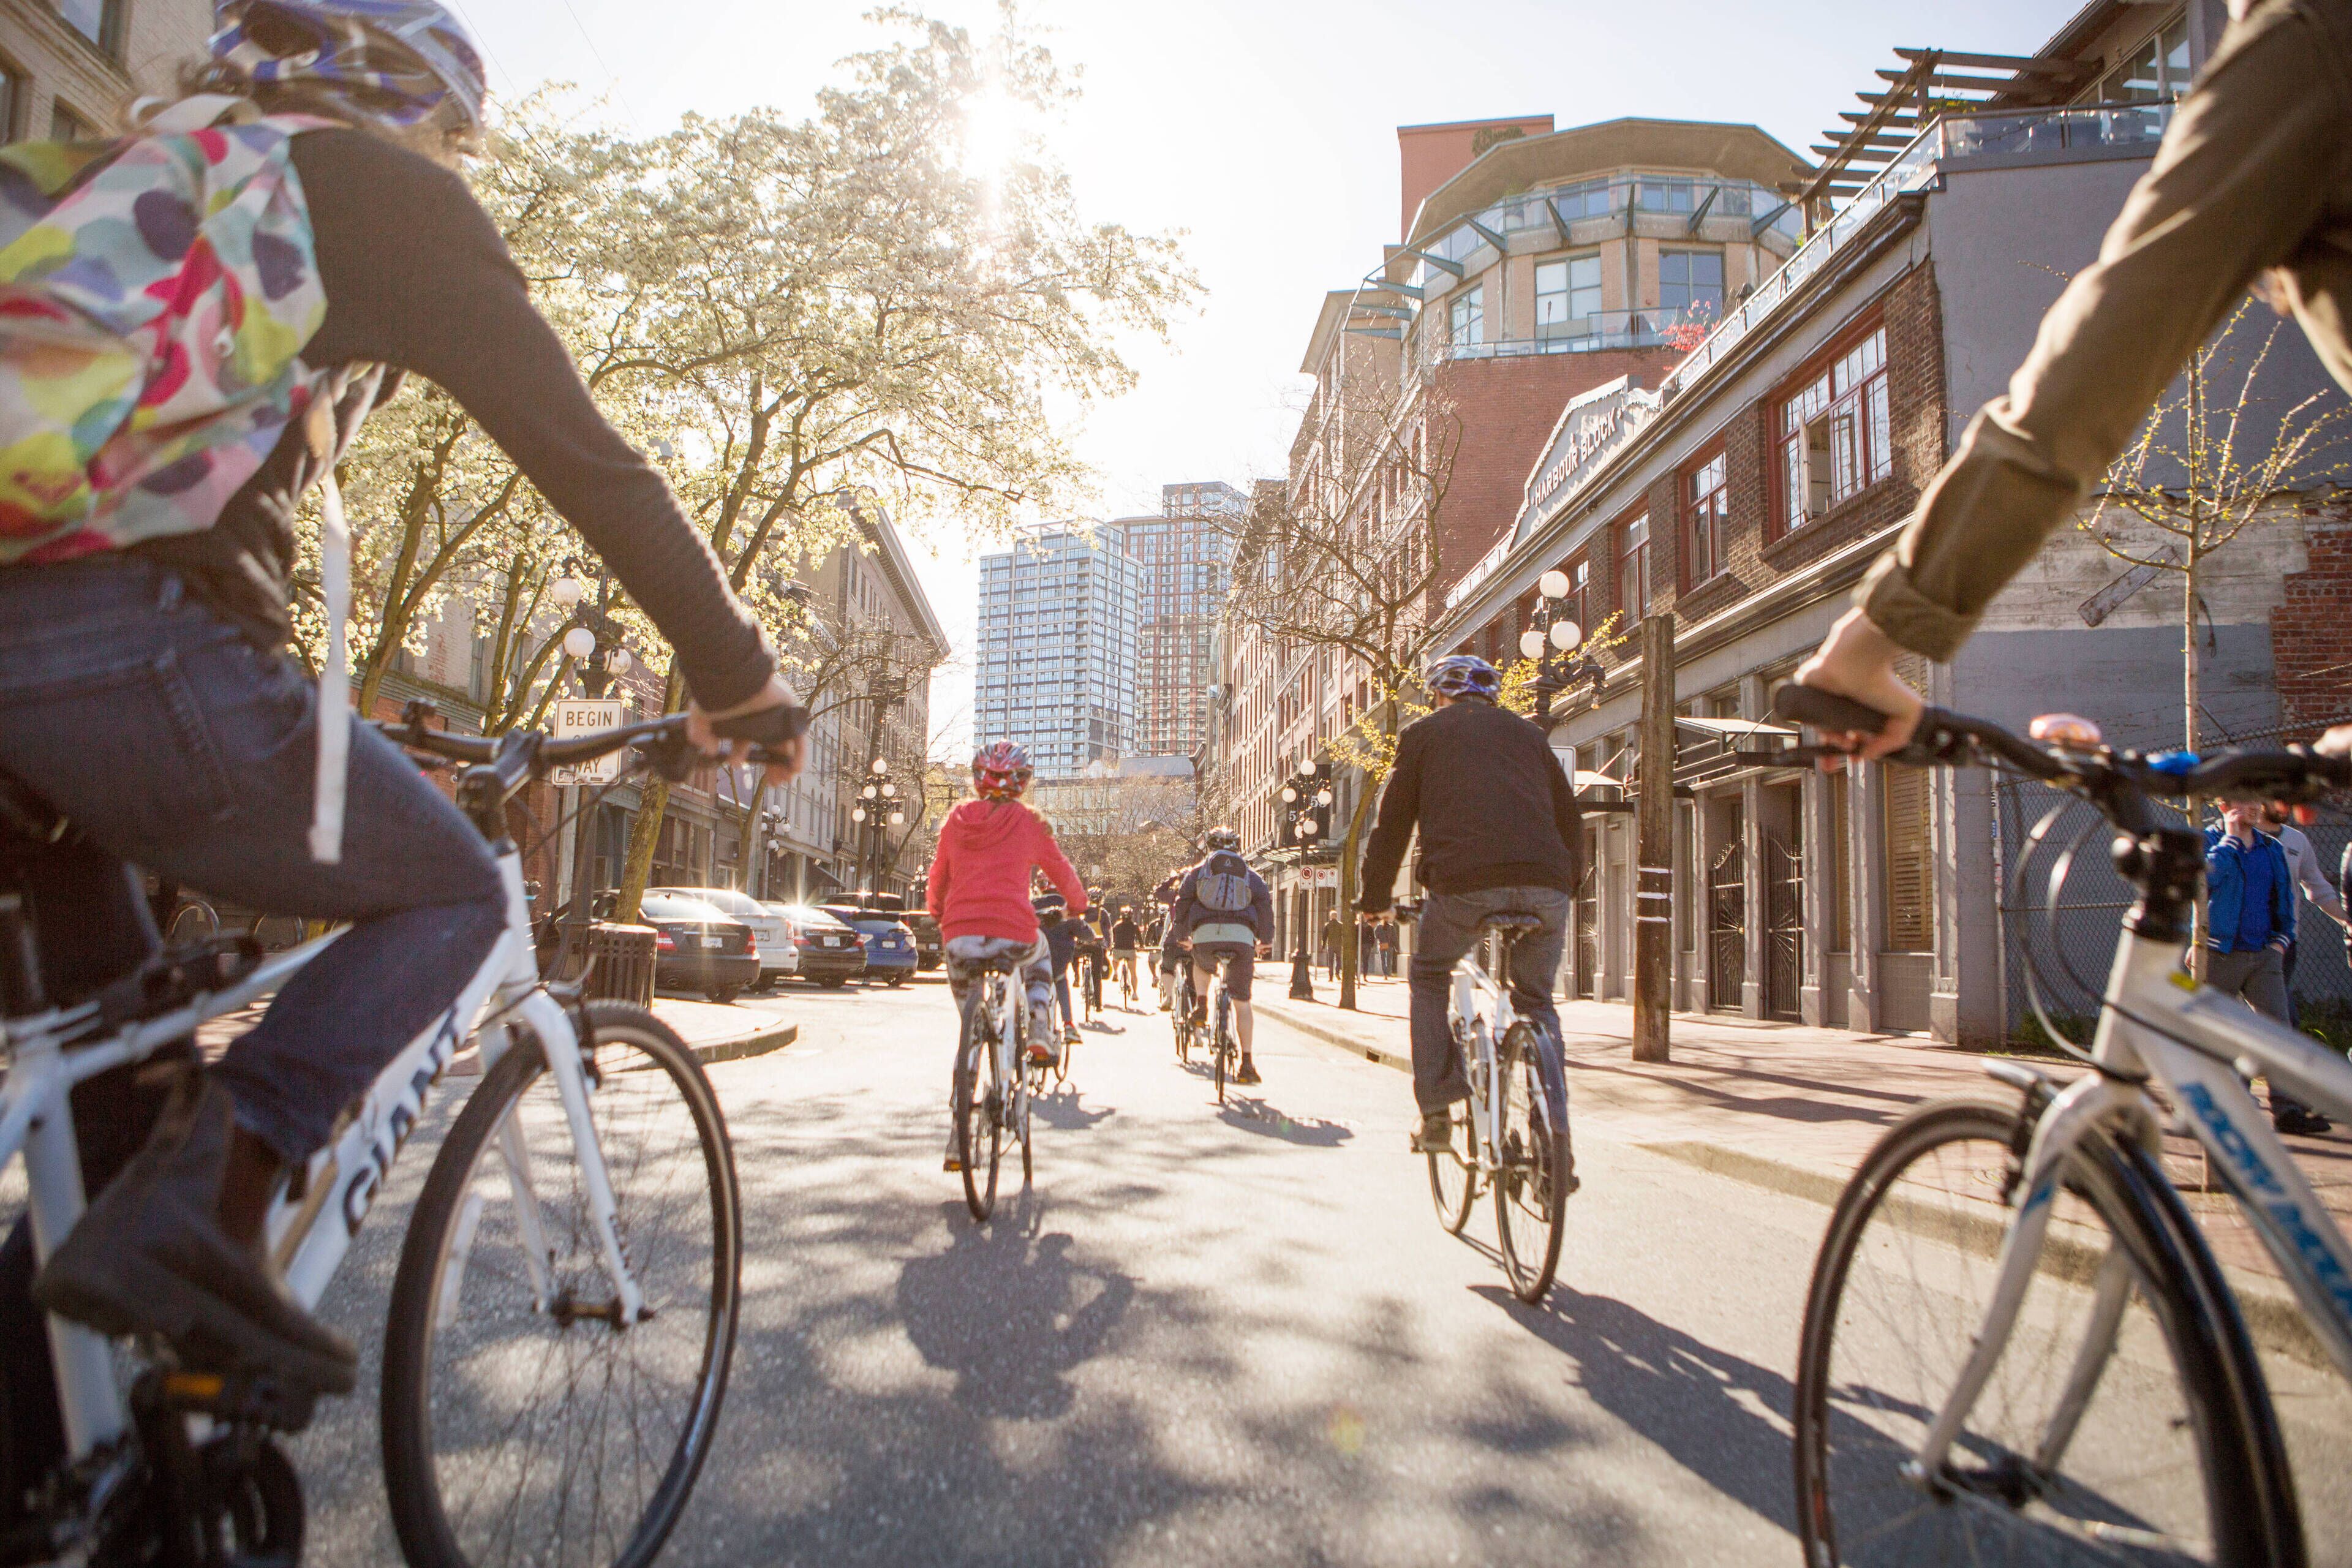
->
[691,1021,796,1068]
[1258,1001,2331,1370]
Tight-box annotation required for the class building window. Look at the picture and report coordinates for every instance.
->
[1449,285,1483,349]
[48,103,89,143]
[54,0,126,58]
[1616,513,1648,624]
[1658,249,1724,317]
[1830,769,1852,953]
[1681,451,1728,587]
[2097,9,2192,101]
[1881,762,1934,952]
[1535,254,1601,341]
[0,62,20,143]
[1559,556,1589,638]
[1779,325,1891,533]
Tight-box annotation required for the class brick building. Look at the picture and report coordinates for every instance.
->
[1434,0,2350,1044]
[1,0,210,145]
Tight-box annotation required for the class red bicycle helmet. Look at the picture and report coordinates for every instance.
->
[971,740,1033,799]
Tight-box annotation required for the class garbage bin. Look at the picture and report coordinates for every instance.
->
[551,921,657,1007]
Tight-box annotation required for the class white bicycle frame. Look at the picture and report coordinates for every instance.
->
[1917,924,2352,1475]
[1449,953,1526,1176]
[0,843,642,1463]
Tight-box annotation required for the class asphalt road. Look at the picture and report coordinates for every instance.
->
[290,973,2352,1567]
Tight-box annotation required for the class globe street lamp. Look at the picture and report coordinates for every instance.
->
[1519,569,1604,724]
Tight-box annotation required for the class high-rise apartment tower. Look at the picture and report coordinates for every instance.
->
[1114,481,1243,759]
[973,528,1140,777]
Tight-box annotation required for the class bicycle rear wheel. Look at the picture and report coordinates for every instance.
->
[952,995,1001,1223]
[1426,1100,1476,1234]
[1793,1097,2293,1567]
[1492,1022,1568,1304]
[1213,996,1231,1105]
[382,1001,741,1568]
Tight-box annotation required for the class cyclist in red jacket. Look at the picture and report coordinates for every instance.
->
[925,742,1086,1169]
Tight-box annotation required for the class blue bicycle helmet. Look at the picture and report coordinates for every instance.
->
[1426,654,1502,701]
[213,0,488,137]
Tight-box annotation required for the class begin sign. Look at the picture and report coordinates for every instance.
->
[549,698,629,787]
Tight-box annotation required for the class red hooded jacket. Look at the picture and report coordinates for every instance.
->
[926,797,1087,944]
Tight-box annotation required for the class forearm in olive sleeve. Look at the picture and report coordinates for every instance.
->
[1858,9,2348,661]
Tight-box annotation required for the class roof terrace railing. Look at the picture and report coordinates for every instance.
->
[1426,304,1714,366]
[1409,176,1804,288]
[1658,102,2174,400]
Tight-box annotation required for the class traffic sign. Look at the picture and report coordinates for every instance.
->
[549,698,629,787]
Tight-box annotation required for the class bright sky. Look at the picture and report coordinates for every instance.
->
[453,0,2065,747]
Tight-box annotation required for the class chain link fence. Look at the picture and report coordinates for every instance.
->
[1996,780,2352,1050]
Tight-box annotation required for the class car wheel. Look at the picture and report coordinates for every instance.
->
[706,986,741,1005]
[820,977,847,989]
[887,976,905,987]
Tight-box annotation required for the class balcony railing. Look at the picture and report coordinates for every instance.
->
[1659,102,2176,400]
[1428,304,1716,365]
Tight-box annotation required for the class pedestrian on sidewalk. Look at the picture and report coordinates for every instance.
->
[1376,921,1399,978]
[1357,655,1582,1156]
[2204,800,2318,1134]
[1320,911,1343,980]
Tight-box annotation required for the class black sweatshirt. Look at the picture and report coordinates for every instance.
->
[1357,699,1581,911]
[131,130,772,711]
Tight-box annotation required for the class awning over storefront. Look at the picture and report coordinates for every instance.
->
[1674,714,1800,791]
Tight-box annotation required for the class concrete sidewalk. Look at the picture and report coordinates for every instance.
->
[197,993,795,1071]
[1259,978,2352,1368]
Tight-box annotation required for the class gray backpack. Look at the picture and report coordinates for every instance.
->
[1193,853,1255,914]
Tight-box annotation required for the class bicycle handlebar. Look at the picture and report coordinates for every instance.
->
[375,699,809,781]
[1770,684,2352,805]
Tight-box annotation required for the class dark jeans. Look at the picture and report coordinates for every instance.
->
[0,560,507,1161]
[1407,886,1570,1115]
[2208,943,2310,1123]
[0,559,504,1498]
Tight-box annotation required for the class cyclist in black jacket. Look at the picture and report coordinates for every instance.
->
[1360,656,1581,1152]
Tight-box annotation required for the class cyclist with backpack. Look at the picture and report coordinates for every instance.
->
[1170,829,1274,1086]
[0,0,802,1422]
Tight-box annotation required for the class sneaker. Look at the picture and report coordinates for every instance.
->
[2275,1107,2334,1137]
[1235,1058,1262,1086]
[1409,1110,1455,1155]
[1063,1024,1081,1046]
[32,1066,357,1397]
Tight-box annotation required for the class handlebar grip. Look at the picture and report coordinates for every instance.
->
[1772,684,1893,736]
[711,704,810,760]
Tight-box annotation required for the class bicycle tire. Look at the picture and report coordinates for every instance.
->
[1427,1100,1476,1235]
[382,1001,741,1568]
[1792,1096,2298,1568]
[1020,1063,1037,1188]
[953,992,1001,1223]
[1491,1022,1567,1304]
[1213,993,1231,1105]
[166,897,221,946]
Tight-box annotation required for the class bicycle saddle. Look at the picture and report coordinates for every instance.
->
[1481,912,1548,933]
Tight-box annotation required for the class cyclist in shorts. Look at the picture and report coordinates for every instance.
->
[1171,829,1274,1085]
[1109,907,1144,1008]
[1152,869,1186,1009]
[926,742,1086,1170]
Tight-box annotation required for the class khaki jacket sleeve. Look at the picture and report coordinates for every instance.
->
[1858,0,2352,660]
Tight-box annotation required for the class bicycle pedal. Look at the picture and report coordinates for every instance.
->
[150,1369,318,1434]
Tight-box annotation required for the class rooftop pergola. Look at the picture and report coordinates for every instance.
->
[1793,47,2095,224]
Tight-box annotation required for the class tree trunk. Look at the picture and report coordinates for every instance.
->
[2184,542,2208,970]
[614,668,687,922]
[1336,767,1376,1011]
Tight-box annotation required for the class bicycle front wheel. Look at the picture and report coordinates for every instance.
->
[382,1000,741,1568]
[1492,1022,1568,1304]
[1426,1100,1476,1235]
[1793,1096,2291,1567]
[953,997,1001,1223]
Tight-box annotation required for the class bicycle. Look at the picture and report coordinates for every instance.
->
[1415,910,1574,1305]
[1197,954,1244,1106]
[1171,960,1197,1065]
[0,696,796,1568]
[1079,946,1104,1023]
[1114,952,1140,1012]
[1776,685,2352,1567]
[950,952,1046,1223]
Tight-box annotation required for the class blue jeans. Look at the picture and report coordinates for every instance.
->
[1408,886,1570,1115]
[0,560,506,1164]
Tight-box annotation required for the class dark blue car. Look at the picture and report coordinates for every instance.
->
[820,905,920,986]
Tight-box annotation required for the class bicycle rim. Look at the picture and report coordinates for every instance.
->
[1020,1068,1036,1187]
[1492,1024,1566,1303]
[955,1001,1000,1223]
[382,1001,741,1568]
[1426,1100,1476,1235]
[1792,1098,2277,1567]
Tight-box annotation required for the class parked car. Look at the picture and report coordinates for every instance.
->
[769,903,866,987]
[903,911,943,970]
[636,894,759,1003]
[820,903,920,986]
[650,885,794,990]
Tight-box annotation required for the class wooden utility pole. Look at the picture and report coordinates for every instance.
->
[1632,614,1676,1063]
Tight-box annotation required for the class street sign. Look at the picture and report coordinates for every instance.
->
[549,698,629,787]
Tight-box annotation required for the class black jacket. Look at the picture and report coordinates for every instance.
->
[1358,699,1581,911]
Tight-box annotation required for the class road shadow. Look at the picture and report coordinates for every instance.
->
[1472,1282,1800,1534]
[897,1203,1136,1420]
[1033,1087,1115,1133]
[1217,1095,1354,1148]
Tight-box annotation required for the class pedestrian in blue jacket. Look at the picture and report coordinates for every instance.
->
[2206,800,2315,1133]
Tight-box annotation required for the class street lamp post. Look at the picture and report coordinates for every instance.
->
[1519,570,1605,726]
[852,756,906,897]
[549,559,635,958]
